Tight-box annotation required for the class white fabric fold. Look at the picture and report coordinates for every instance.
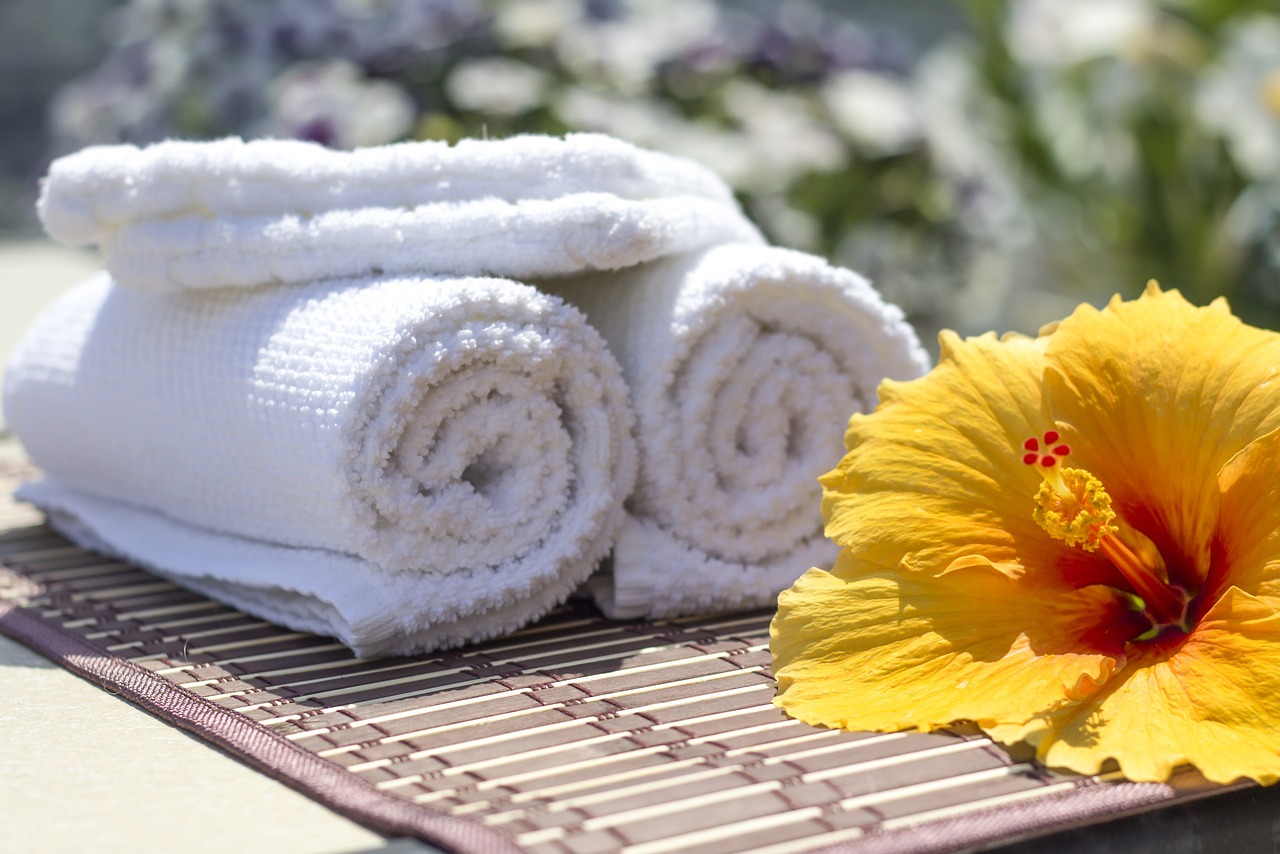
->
[38,134,763,293]
[16,132,928,650]
[541,244,930,619]
[5,272,636,657]
[101,195,758,292]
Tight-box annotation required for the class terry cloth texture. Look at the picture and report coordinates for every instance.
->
[18,132,928,648]
[542,245,931,619]
[5,272,636,657]
[37,134,764,292]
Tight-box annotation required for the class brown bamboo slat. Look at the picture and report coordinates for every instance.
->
[0,462,1233,853]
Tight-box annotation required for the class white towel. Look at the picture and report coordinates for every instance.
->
[540,245,930,619]
[5,272,636,657]
[20,132,926,645]
[37,134,764,292]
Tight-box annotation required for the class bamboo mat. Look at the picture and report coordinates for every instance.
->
[0,459,1243,853]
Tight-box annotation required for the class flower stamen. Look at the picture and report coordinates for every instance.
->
[1020,433,1190,631]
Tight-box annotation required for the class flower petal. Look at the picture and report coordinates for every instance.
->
[1216,425,1280,607]
[1035,587,1280,784]
[821,331,1074,579]
[771,553,1133,734]
[1045,285,1280,587]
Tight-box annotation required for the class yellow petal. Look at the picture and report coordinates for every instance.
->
[1045,286,1280,587]
[1217,425,1280,606]
[821,331,1072,580]
[1035,587,1280,784]
[771,553,1134,735]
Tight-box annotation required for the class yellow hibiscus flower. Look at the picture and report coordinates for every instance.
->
[771,283,1280,784]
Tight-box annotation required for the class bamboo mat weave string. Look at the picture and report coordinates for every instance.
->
[0,459,1236,853]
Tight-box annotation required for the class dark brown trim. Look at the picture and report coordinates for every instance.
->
[0,600,523,854]
[816,771,1249,854]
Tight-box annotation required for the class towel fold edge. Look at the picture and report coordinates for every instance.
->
[593,515,840,621]
[22,478,620,658]
[40,133,743,246]
[102,195,765,293]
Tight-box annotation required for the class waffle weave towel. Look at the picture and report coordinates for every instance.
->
[16,132,927,649]
[37,134,763,292]
[6,272,636,656]
[544,245,930,618]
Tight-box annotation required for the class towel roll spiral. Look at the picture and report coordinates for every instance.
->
[543,244,930,618]
[5,273,636,655]
[16,132,927,648]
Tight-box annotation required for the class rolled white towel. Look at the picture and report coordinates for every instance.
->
[5,272,636,656]
[38,134,763,293]
[540,244,930,619]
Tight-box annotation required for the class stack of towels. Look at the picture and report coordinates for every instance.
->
[6,134,927,657]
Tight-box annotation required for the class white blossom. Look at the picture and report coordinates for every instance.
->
[1197,15,1280,181]
[823,69,921,158]
[1006,0,1156,67]
[446,58,550,116]
[257,59,415,148]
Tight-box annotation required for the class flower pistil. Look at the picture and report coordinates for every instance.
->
[1022,431,1191,632]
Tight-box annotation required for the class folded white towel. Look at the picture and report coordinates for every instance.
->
[5,272,636,656]
[38,135,763,293]
[541,245,930,619]
[19,133,926,647]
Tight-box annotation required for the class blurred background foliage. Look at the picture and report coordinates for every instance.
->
[4,0,1280,343]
